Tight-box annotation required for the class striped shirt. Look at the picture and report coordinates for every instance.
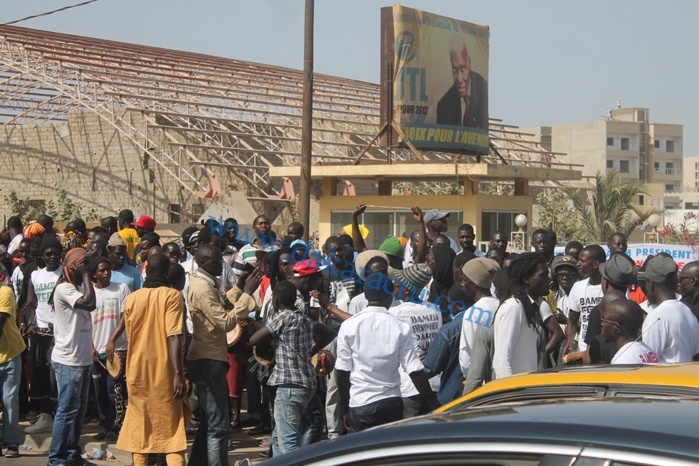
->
[232,244,258,279]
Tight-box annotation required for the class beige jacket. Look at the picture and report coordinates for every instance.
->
[186,269,255,362]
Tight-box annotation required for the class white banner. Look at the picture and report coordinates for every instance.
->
[554,243,699,270]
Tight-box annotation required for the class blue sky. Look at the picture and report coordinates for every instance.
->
[3,0,698,154]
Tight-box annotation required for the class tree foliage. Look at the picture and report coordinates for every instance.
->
[562,171,658,243]
[4,188,102,224]
[660,211,699,245]
[535,189,584,244]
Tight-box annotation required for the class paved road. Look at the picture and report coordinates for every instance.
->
[12,418,266,465]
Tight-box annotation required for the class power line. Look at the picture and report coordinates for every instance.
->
[2,0,102,27]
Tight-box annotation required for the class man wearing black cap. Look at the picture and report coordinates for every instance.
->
[336,272,439,432]
[551,255,580,326]
[642,255,699,363]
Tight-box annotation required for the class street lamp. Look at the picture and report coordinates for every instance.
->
[511,214,528,252]
[645,213,662,244]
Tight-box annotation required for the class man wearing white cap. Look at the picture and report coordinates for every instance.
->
[403,209,459,268]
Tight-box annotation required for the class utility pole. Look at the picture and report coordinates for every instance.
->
[299,0,314,240]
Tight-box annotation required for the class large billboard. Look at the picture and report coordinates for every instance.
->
[380,5,490,154]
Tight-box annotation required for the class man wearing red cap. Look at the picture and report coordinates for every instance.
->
[134,216,156,238]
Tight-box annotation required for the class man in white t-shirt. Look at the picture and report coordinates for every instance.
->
[564,245,606,354]
[24,234,64,434]
[90,256,130,441]
[48,248,97,466]
[602,299,659,364]
[390,271,444,418]
[458,258,500,378]
[642,255,699,363]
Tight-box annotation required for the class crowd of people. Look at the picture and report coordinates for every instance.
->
[0,204,696,465]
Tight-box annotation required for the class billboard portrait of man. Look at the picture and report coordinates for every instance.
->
[436,36,488,130]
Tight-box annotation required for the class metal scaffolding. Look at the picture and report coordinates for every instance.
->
[0,25,577,201]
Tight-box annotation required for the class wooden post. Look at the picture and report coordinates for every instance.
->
[299,0,314,240]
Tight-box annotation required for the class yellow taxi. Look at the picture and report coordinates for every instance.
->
[435,363,699,413]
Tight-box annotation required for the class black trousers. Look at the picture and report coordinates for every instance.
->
[348,396,403,433]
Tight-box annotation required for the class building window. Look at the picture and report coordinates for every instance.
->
[169,204,181,223]
[28,200,45,211]
[666,162,674,175]
[607,160,614,169]
[620,138,629,150]
[666,140,675,153]
[191,203,205,223]
[686,202,699,210]
[654,140,660,148]
[331,210,464,249]
[481,211,527,245]
[606,137,613,146]
[665,184,676,193]
[619,160,630,173]
[654,162,660,172]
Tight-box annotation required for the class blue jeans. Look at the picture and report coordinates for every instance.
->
[0,356,21,448]
[48,362,91,465]
[271,386,313,457]
[188,359,229,466]
[300,391,324,446]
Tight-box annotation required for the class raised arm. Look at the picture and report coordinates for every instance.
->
[412,206,427,264]
[350,204,368,253]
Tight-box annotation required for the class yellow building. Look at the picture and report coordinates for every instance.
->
[271,160,582,249]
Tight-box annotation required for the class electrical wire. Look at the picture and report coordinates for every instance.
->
[2,0,102,26]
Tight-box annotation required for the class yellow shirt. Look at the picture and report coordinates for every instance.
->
[0,285,26,364]
[118,227,140,261]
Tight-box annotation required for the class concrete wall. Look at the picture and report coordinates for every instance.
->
[683,156,699,191]
[0,109,285,224]
[551,122,608,178]
[0,109,193,222]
